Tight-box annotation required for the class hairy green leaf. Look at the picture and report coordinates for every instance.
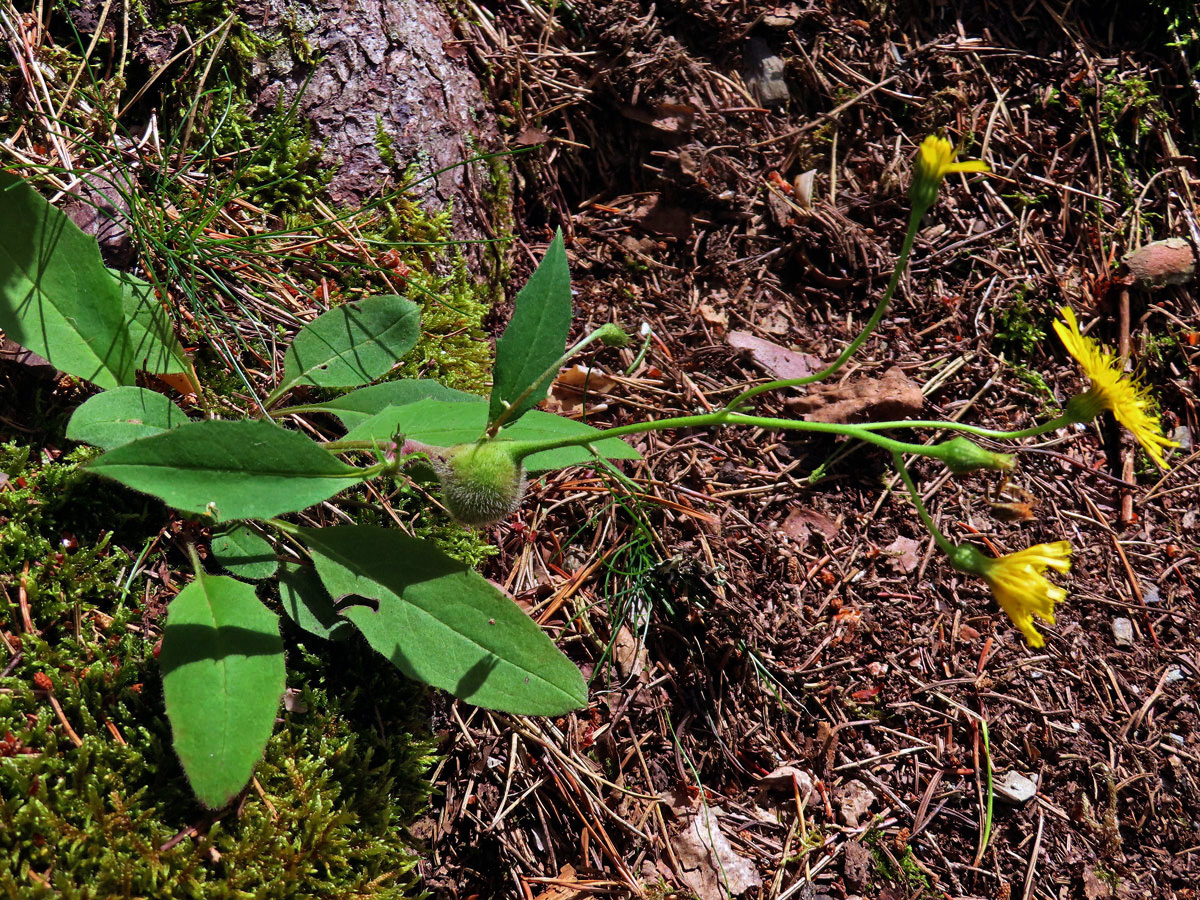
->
[159,572,286,808]
[87,419,363,521]
[212,524,278,581]
[66,386,188,450]
[0,172,134,387]
[278,562,352,641]
[280,378,478,429]
[343,398,638,472]
[488,229,571,425]
[279,295,421,394]
[116,271,193,376]
[301,525,587,715]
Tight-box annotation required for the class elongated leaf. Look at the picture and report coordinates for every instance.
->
[212,524,278,581]
[87,419,363,521]
[279,295,420,393]
[66,386,188,450]
[0,172,134,387]
[343,398,638,472]
[280,378,478,429]
[116,271,195,379]
[488,229,571,425]
[278,562,352,641]
[159,572,286,808]
[301,525,586,715]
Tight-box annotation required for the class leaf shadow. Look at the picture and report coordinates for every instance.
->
[159,624,284,674]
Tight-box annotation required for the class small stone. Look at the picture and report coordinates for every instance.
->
[744,38,790,106]
[1165,666,1187,685]
[994,770,1039,803]
[1173,425,1193,452]
[1112,617,1135,647]
[843,841,872,892]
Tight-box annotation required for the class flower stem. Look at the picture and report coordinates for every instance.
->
[486,325,614,437]
[892,451,957,557]
[852,413,1074,441]
[722,202,928,412]
[504,410,944,464]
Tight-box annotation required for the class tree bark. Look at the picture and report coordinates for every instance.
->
[236,0,497,239]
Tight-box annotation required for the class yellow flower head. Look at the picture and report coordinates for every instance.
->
[951,541,1071,648]
[910,135,989,208]
[1053,306,1178,468]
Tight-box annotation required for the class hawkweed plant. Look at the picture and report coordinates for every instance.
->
[0,131,1174,808]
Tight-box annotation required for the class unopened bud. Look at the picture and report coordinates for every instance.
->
[597,323,632,348]
[436,441,527,527]
[937,437,1015,475]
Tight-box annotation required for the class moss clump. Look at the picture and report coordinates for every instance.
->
[0,445,433,899]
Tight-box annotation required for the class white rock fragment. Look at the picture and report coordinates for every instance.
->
[1112,617,1135,647]
[995,770,1039,803]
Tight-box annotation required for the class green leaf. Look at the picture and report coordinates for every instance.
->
[159,572,286,808]
[278,562,352,641]
[279,295,421,394]
[66,386,188,450]
[0,171,134,388]
[300,525,586,715]
[212,524,278,581]
[488,229,571,425]
[342,398,638,472]
[116,271,193,376]
[87,419,363,521]
[281,378,478,429]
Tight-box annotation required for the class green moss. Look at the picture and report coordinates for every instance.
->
[1092,73,1168,197]
[0,445,433,899]
[994,290,1048,358]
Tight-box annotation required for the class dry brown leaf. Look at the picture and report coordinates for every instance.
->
[530,865,590,900]
[836,779,876,827]
[758,312,790,335]
[728,330,819,380]
[781,507,839,544]
[698,303,728,329]
[515,126,551,146]
[787,365,922,423]
[547,365,616,415]
[632,194,692,240]
[884,535,922,574]
[612,623,648,681]
[618,102,695,134]
[673,805,762,900]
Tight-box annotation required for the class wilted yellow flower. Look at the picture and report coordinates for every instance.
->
[910,136,990,208]
[1054,306,1178,468]
[951,541,1071,648]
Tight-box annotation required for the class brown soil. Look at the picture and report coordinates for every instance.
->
[422,2,1200,898]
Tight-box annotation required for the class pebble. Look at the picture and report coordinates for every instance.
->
[1112,617,1134,647]
[1165,666,1187,685]
[744,38,791,106]
[995,770,1039,803]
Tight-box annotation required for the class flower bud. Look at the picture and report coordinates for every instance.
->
[936,437,1015,475]
[597,323,632,348]
[436,441,527,527]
